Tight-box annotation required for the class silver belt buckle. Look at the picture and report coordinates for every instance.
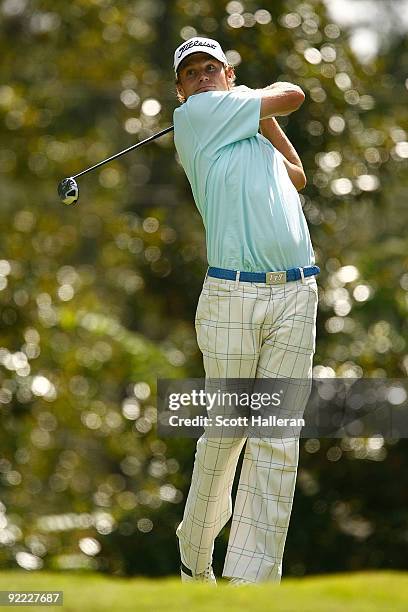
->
[266,270,287,284]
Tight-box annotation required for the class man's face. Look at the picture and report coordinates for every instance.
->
[176,52,234,101]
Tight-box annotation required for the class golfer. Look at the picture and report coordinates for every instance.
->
[173,37,319,585]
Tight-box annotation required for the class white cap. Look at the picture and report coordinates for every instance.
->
[174,37,228,74]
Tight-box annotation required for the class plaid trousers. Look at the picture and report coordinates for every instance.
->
[176,274,318,583]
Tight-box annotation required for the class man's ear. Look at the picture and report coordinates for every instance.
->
[176,82,185,98]
[226,65,235,84]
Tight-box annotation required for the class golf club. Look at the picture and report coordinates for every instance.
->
[57,125,174,205]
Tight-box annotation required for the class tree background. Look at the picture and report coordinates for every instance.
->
[0,0,407,577]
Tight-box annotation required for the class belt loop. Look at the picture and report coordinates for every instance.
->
[299,267,305,284]
[235,270,240,289]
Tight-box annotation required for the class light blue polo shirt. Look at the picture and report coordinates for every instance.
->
[173,85,315,272]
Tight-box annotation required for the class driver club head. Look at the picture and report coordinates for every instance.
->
[58,177,79,205]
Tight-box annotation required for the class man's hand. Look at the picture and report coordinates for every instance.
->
[258,82,305,119]
[277,156,307,191]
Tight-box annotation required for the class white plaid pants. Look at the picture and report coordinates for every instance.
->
[176,274,318,583]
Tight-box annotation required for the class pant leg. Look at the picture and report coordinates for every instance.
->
[222,436,299,582]
[177,277,266,572]
[223,278,318,582]
[176,435,247,573]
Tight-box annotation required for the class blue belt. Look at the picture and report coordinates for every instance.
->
[207,265,320,284]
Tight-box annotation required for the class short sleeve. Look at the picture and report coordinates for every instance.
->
[184,87,262,156]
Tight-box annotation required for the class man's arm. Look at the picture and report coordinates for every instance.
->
[258,82,305,119]
[260,116,307,191]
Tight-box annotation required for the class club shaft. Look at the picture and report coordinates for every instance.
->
[72,125,174,180]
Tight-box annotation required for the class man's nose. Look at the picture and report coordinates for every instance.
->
[198,71,210,81]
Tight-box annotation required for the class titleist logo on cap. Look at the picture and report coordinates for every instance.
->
[177,39,217,59]
[173,37,227,73]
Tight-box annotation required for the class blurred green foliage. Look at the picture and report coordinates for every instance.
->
[0,0,407,578]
